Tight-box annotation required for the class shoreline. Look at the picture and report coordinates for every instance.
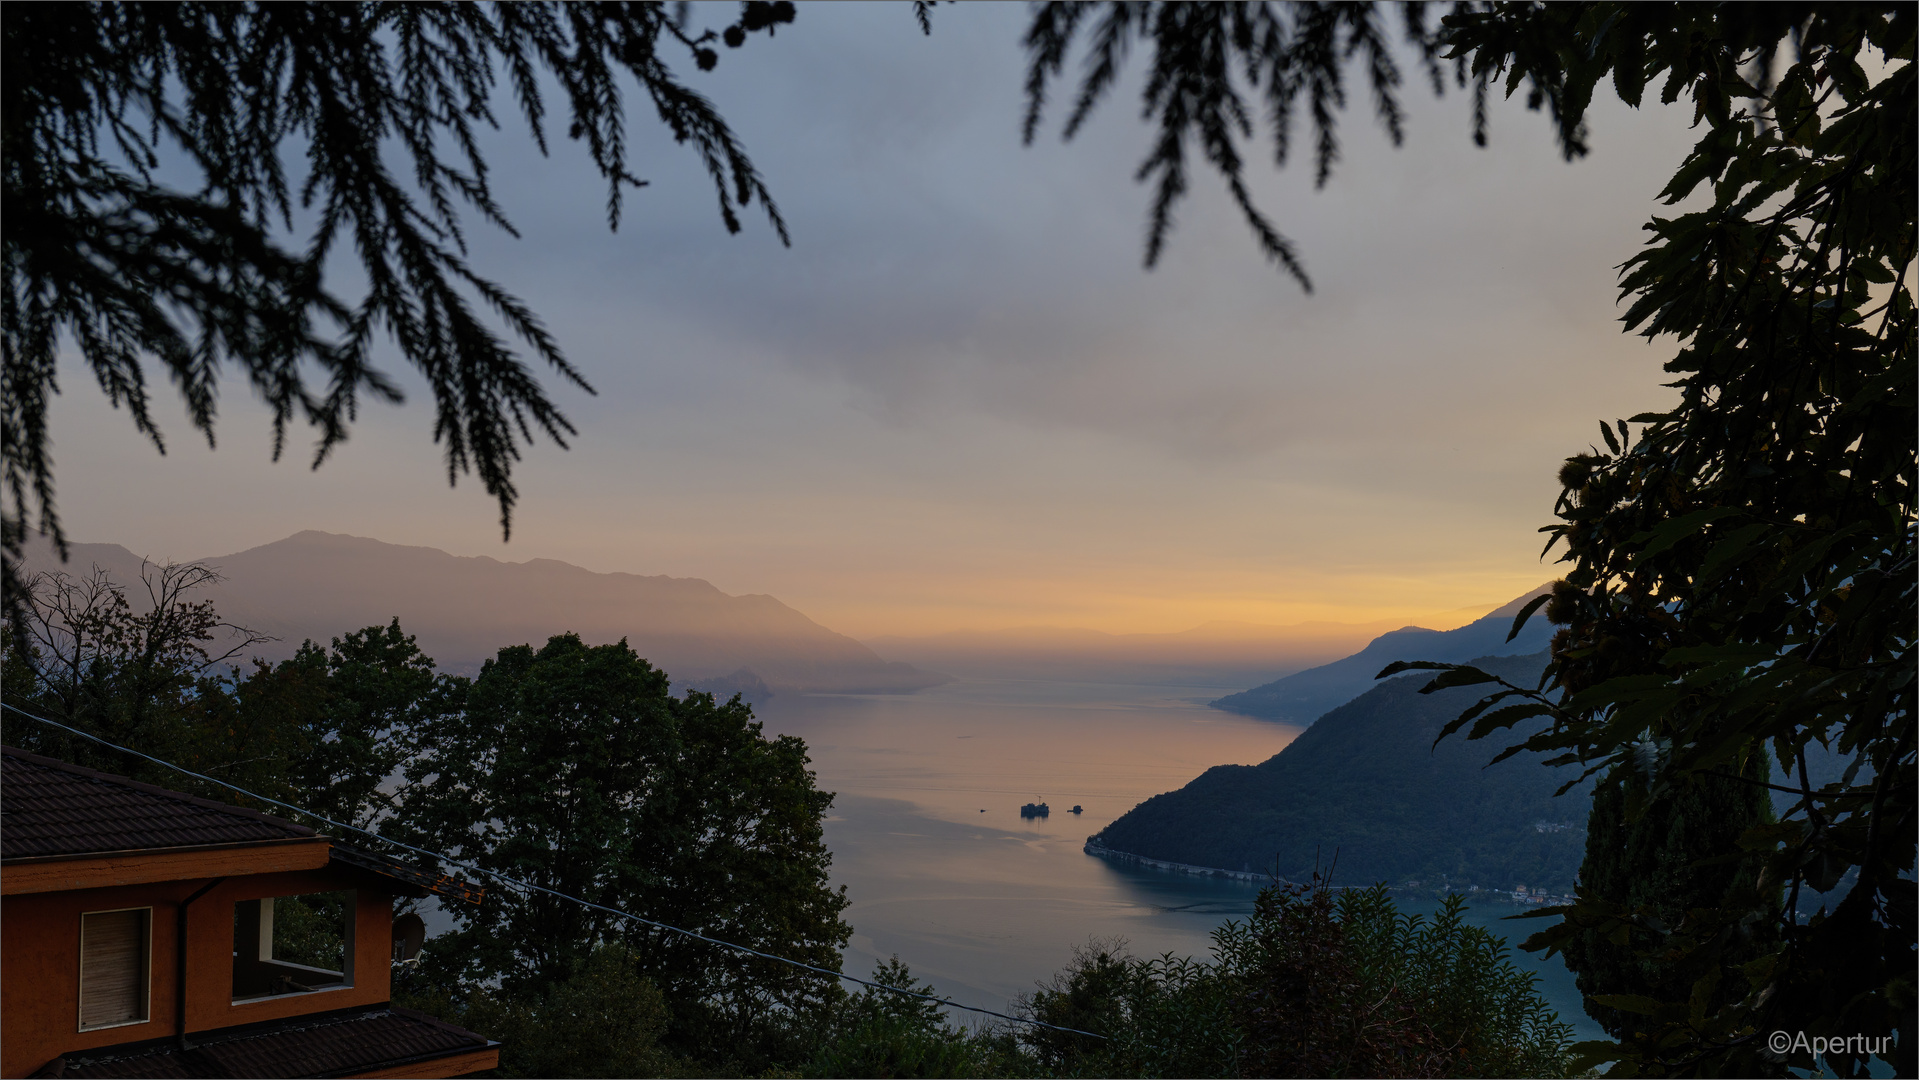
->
[1083,838,1573,906]
[1082,838,1276,884]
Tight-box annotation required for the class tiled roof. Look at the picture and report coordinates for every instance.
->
[2,746,486,903]
[39,1005,496,1079]
[1,747,313,859]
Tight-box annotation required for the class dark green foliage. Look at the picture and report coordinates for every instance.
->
[1330,888,1573,1079]
[2,1,797,633]
[1023,1,1457,285]
[276,619,450,829]
[269,891,352,974]
[399,945,674,1079]
[1098,652,1590,892]
[393,632,851,1071]
[3,562,274,782]
[1017,881,1572,1079]
[1,562,453,824]
[5,564,1577,1076]
[1560,763,1778,1046]
[1405,8,1915,1074]
[1028,5,1914,1073]
[803,958,1019,1079]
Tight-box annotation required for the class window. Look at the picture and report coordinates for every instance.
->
[231,891,355,1002]
[79,908,151,1031]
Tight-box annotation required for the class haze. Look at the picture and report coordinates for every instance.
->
[41,4,1699,640]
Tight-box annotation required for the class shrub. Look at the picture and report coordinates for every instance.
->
[1018,878,1573,1078]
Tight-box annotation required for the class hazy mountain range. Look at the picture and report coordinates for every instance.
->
[863,619,1422,689]
[21,529,1538,701]
[1208,584,1555,722]
[20,531,947,695]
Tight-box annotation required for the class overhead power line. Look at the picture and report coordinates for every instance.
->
[0,702,1106,1041]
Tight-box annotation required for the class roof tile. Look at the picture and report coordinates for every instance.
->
[46,1005,494,1079]
[1,747,312,860]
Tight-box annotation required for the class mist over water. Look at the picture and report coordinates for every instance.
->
[755,679,1601,1040]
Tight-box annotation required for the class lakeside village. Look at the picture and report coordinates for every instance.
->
[1080,822,1582,909]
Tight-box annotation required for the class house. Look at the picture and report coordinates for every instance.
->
[0,746,501,1079]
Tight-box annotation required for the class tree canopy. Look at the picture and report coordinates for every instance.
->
[394,632,852,1069]
[1027,3,1913,1075]
[1,0,807,629]
[1,569,855,1074]
[7,4,1911,1073]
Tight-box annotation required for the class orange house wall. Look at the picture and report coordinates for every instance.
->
[2,870,394,1079]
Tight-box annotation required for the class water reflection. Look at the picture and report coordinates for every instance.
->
[755,678,1602,1040]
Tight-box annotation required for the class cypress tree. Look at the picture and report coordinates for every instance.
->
[1563,758,1779,1045]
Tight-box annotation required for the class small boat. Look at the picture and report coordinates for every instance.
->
[1070,805,1083,814]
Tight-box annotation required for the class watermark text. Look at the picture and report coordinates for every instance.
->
[1768,1030,1893,1057]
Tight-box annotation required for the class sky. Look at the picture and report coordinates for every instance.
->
[46,4,1710,640]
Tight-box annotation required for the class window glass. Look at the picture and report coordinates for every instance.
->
[80,908,150,1030]
[231,891,354,1001]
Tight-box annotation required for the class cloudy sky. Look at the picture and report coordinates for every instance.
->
[49,3,1707,638]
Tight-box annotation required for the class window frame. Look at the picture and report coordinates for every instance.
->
[77,906,153,1033]
[230,891,358,1005]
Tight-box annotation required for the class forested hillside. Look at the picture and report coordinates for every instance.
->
[1099,652,1590,892]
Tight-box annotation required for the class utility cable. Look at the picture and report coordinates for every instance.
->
[0,702,1106,1041]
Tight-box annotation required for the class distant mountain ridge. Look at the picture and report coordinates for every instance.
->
[21,531,948,695]
[1209,584,1554,723]
[865,618,1414,688]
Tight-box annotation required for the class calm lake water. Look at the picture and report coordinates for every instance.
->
[754,678,1604,1041]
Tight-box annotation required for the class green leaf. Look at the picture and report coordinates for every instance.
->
[1506,592,1551,642]
[1375,659,1455,679]
[1446,688,1519,731]
[1611,35,1646,108]
[1469,702,1556,741]
[1590,993,1666,1016]
[1416,666,1503,695]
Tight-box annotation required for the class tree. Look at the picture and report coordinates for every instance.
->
[412,944,676,1080]
[1557,761,1776,1047]
[1024,3,1912,1075]
[1,559,277,783]
[1015,880,1572,1079]
[802,957,1017,1079]
[393,632,851,1070]
[2,0,808,631]
[233,619,456,828]
[0,562,459,827]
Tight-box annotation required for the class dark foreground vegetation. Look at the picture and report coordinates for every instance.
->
[2,564,1571,1077]
[5,2,1908,1075]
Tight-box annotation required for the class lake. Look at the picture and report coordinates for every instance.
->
[754,677,1603,1041]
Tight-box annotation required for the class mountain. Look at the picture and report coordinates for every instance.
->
[20,531,948,695]
[864,618,1411,688]
[1093,651,1590,892]
[1209,584,1555,723]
